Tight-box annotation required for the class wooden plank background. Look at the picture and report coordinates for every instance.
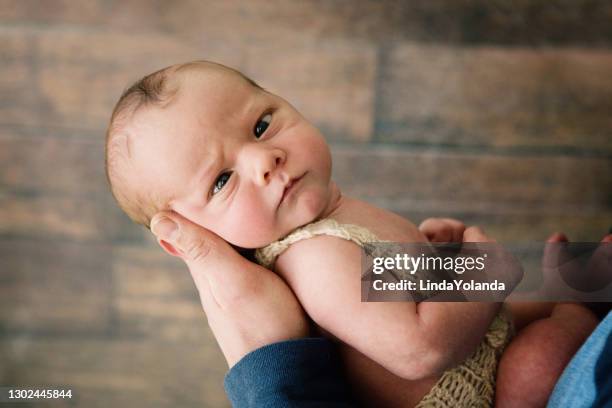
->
[1,1,611,407]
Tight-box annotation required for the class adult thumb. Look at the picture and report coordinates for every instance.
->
[150,211,233,267]
[149,211,277,314]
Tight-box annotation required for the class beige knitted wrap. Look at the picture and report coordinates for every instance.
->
[255,218,514,408]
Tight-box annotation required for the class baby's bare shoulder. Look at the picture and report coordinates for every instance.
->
[276,233,360,281]
[274,196,427,282]
[274,234,363,317]
[331,196,427,242]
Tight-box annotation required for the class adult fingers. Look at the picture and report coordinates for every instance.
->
[150,211,237,265]
[150,211,309,367]
[150,211,257,299]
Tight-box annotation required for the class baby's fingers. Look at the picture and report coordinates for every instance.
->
[419,217,466,242]
[462,226,496,243]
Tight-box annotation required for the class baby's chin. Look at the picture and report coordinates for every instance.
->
[226,214,320,250]
[227,183,337,249]
[228,224,310,250]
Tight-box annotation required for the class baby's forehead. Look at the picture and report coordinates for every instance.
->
[175,69,263,117]
[127,63,266,154]
[127,66,259,157]
[177,63,258,96]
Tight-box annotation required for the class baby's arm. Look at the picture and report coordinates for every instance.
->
[275,229,501,380]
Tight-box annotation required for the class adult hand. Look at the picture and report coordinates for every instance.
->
[150,211,309,367]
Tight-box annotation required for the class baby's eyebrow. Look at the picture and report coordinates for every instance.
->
[198,160,216,186]
[240,93,263,121]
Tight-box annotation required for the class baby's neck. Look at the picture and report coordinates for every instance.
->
[316,180,344,220]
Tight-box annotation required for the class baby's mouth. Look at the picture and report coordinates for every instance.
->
[279,172,306,207]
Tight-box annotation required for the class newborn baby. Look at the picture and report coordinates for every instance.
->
[105,61,597,407]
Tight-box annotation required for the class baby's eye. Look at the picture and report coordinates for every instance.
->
[253,113,272,139]
[212,171,232,195]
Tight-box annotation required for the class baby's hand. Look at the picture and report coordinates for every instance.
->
[419,217,466,242]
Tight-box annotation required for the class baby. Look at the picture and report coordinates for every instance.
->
[105,61,598,407]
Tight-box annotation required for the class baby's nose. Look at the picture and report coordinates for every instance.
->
[253,147,286,186]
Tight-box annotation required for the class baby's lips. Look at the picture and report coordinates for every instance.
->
[277,175,295,208]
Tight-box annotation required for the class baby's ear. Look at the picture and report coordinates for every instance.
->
[158,238,184,258]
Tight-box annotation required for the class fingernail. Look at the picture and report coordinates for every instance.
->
[151,216,178,242]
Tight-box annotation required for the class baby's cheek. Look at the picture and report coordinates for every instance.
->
[303,134,332,175]
[225,198,278,248]
[297,187,322,217]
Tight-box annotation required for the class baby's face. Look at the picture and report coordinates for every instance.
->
[126,68,334,248]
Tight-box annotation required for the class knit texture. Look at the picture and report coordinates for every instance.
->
[255,218,514,408]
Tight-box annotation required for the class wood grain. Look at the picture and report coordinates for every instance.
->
[0,338,229,407]
[0,239,112,334]
[2,1,612,46]
[1,3,611,407]
[375,44,612,153]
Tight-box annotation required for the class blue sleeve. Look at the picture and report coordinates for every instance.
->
[547,312,612,408]
[224,337,356,407]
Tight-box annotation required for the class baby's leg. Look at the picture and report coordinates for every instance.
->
[507,301,556,331]
[495,302,598,408]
